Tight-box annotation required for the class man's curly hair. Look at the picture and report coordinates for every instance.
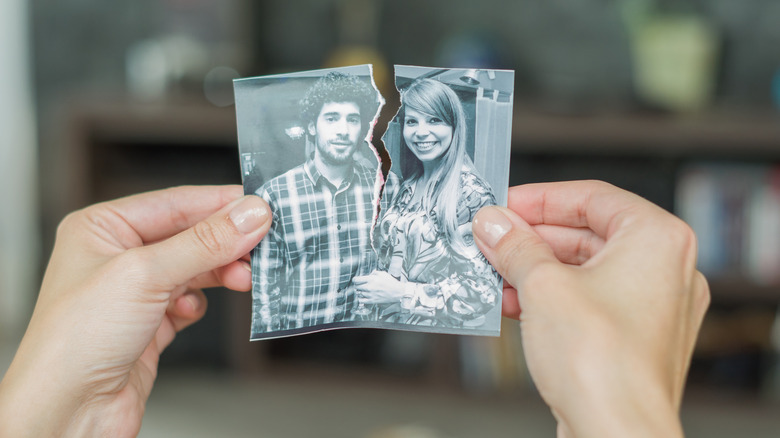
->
[299,71,379,133]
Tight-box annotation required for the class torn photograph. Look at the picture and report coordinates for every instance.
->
[353,65,514,336]
[235,65,387,339]
[234,64,514,340]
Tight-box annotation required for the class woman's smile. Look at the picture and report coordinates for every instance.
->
[412,140,440,151]
[403,107,453,163]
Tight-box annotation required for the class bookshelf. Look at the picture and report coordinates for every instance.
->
[513,109,780,157]
[51,99,248,370]
[509,108,780,304]
[49,99,780,382]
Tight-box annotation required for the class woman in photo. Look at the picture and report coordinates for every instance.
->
[353,78,501,328]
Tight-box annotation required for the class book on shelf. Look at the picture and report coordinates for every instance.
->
[676,163,780,286]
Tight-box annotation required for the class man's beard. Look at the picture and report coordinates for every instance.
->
[316,139,357,166]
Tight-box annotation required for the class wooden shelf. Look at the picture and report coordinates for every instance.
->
[68,99,237,146]
[708,277,780,304]
[49,98,240,231]
[65,101,780,158]
[52,99,780,307]
[512,109,780,158]
[44,97,780,382]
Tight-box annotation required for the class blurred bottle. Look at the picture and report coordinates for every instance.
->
[324,0,391,94]
[623,0,720,112]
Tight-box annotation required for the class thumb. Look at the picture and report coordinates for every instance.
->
[473,206,559,297]
[141,195,271,288]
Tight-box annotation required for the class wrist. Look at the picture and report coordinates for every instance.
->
[0,367,125,438]
[559,370,684,438]
[0,326,107,437]
[0,368,75,437]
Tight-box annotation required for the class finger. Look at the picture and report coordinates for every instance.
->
[152,316,177,357]
[360,295,387,305]
[170,289,208,332]
[188,271,222,290]
[156,290,209,353]
[472,205,559,296]
[217,260,253,292]
[187,259,253,291]
[93,185,244,245]
[501,284,521,320]
[359,295,377,304]
[137,195,270,289]
[532,224,606,265]
[506,181,668,239]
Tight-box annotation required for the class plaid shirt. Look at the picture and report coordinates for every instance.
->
[251,158,398,334]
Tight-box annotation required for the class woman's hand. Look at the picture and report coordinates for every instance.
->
[352,271,406,304]
[473,181,709,438]
[0,186,270,438]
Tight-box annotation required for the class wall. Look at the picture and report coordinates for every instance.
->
[0,0,38,335]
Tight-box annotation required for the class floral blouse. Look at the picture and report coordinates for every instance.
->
[373,165,501,327]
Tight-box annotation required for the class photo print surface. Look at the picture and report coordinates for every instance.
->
[234,64,514,340]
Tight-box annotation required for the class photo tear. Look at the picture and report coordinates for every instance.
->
[234,64,514,340]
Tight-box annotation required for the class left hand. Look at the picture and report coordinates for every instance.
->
[352,271,405,304]
[473,181,708,437]
[0,186,270,438]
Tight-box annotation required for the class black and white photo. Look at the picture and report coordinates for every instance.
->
[235,65,391,339]
[235,64,513,339]
[352,66,514,336]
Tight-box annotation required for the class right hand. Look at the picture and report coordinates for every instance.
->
[472,181,709,438]
[353,271,405,304]
[0,186,270,437]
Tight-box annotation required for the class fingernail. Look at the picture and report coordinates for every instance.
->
[184,293,200,312]
[229,196,269,234]
[474,207,513,248]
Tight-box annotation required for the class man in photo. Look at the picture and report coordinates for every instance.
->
[251,71,394,334]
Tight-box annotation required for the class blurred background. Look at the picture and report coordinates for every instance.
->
[3,0,780,436]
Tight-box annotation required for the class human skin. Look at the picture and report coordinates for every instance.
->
[471,181,710,438]
[310,101,363,166]
[402,107,453,169]
[0,181,708,438]
[0,186,270,438]
[353,107,457,303]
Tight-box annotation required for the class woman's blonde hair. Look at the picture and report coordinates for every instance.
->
[399,78,472,251]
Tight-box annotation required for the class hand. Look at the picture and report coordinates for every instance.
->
[472,181,709,438]
[0,186,270,437]
[352,271,405,304]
